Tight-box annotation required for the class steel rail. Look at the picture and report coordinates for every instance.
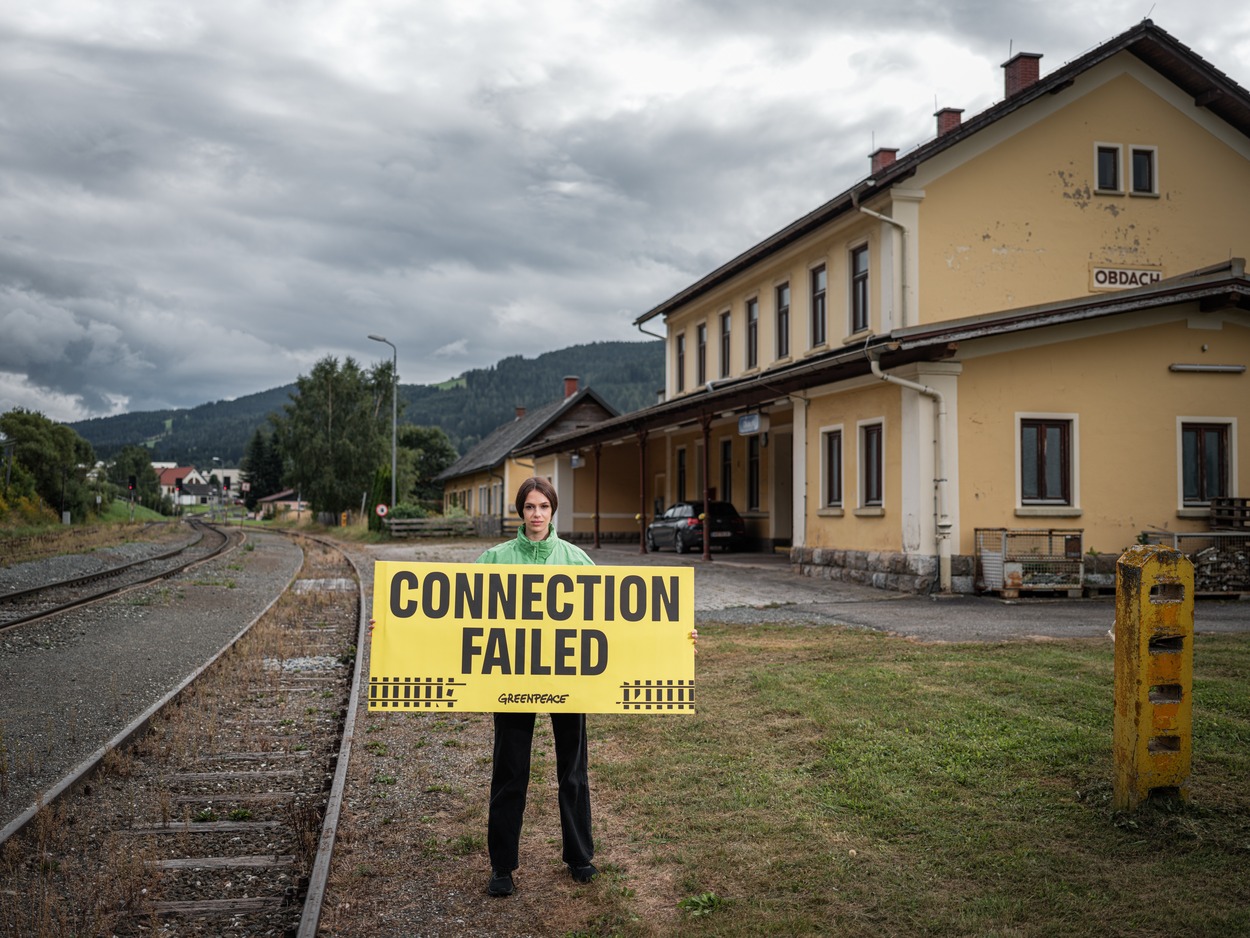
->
[0,527,367,936]
[0,520,233,633]
[0,522,206,604]
[296,534,369,937]
[0,526,300,850]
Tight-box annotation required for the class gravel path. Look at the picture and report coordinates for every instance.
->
[0,530,304,832]
[354,539,1250,640]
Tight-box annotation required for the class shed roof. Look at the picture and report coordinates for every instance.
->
[437,386,619,482]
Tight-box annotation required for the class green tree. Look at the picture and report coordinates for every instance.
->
[0,409,96,522]
[240,429,284,510]
[398,425,458,502]
[271,356,391,521]
[108,444,163,511]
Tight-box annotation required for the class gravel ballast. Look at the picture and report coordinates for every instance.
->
[0,530,304,832]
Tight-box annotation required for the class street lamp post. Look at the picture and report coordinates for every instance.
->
[368,334,398,511]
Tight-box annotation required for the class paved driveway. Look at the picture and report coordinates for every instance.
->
[360,540,1249,643]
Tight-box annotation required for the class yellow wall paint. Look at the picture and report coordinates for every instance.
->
[803,381,901,551]
[920,67,1250,321]
[957,316,1250,555]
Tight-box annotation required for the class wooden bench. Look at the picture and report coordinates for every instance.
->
[384,517,476,538]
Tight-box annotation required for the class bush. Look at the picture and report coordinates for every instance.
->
[389,502,430,520]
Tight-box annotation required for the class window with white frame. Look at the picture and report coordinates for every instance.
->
[696,323,708,386]
[810,264,827,347]
[746,297,759,369]
[860,421,883,507]
[850,244,869,334]
[1096,144,1122,193]
[719,311,731,379]
[775,282,790,359]
[1180,420,1231,505]
[1130,146,1158,196]
[822,427,843,507]
[1019,416,1075,505]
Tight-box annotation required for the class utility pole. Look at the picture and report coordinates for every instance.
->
[368,334,399,511]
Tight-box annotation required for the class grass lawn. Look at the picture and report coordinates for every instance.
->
[98,499,164,523]
[584,623,1250,937]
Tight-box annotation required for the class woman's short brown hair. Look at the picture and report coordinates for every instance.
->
[515,476,558,517]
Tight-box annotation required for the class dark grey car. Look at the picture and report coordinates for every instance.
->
[646,500,748,553]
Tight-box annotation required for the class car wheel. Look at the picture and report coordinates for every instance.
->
[646,531,657,552]
[674,532,687,554]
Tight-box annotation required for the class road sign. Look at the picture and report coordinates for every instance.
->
[375,503,389,518]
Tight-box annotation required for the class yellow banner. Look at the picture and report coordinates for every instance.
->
[369,562,696,714]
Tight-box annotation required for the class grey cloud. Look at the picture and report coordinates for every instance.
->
[0,3,1246,421]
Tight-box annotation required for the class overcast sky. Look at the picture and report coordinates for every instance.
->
[2,1,1247,423]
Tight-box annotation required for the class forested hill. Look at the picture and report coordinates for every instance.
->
[69,339,663,464]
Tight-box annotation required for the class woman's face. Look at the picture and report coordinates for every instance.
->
[521,488,552,540]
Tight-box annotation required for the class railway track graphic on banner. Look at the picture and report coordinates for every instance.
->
[369,562,696,714]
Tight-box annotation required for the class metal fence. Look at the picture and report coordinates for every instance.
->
[1140,530,1250,594]
[975,528,1085,595]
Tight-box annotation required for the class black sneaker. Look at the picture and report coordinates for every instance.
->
[487,870,514,896]
[569,862,598,883]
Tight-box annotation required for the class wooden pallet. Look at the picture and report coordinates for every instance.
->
[1210,497,1250,530]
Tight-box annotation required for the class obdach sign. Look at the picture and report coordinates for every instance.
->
[369,562,696,714]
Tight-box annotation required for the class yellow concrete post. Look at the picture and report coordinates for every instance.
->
[1113,544,1194,811]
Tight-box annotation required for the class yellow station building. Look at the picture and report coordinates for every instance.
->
[466,21,1250,593]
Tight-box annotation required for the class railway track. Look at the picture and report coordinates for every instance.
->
[0,530,366,938]
[0,520,233,632]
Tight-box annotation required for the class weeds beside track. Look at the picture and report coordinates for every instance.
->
[0,521,232,632]
[0,532,365,937]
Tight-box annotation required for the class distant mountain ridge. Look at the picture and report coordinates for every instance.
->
[69,340,663,464]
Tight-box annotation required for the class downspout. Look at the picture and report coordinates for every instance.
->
[867,350,952,594]
[636,321,665,340]
[852,182,908,328]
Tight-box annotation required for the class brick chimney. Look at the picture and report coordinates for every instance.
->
[1003,52,1042,97]
[870,147,898,175]
[935,107,964,136]
[563,375,580,399]
[514,406,526,420]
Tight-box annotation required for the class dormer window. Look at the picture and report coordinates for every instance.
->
[1096,143,1157,196]
[1096,144,1121,192]
[1130,146,1157,195]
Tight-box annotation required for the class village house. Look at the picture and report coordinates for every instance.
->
[517,21,1249,594]
[437,377,618,535]
[256,488,308,519]
[154,465,207,506]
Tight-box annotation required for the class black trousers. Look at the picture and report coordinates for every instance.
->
[488,712,593,873]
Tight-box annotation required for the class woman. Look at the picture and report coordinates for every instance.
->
[476,476,597,897]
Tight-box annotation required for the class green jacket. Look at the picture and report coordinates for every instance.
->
[475,524,594,566]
